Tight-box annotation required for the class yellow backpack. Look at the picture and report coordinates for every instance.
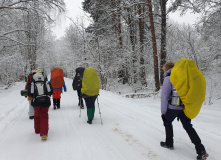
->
[81,67,100,96]
[170,58,206,119]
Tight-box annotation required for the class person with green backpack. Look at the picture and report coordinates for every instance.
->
[81,67,100,124]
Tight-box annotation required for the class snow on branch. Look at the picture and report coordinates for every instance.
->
[0,29,28,36]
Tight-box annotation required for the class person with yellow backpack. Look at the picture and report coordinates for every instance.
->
[160,59,208,160]
[81,67,100,124]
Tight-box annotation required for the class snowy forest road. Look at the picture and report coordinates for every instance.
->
[0,78,220,160]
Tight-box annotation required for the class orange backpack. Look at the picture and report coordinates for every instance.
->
[51,68,64,88]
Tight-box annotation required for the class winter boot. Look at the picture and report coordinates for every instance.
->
[41,135,47,141]
[196,151,209,160]
[29,116,34,119]
[160,125,174,150]
[53,99,57,110]
[57,99,60,109]
[87,120,92,124]
[186,128,208,159]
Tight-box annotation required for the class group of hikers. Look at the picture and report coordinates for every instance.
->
[23,67,100,141]
[22,58,208,160]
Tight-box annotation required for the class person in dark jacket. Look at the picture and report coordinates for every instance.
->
[72,67,85,109]
[29,69,53,140]
[160,62,208,160]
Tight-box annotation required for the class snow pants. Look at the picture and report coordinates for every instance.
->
[164,109,192,130]
[163,109,206,155]
[34,107,49,136]
[84,96,97,121]
[28,101,34,117]
[52,89,61,99]
[77,90,84,107]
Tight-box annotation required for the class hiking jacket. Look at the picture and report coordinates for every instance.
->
[161,68,184,115]
[72,67,85,90]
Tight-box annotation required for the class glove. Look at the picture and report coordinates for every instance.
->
[161,114,167,122]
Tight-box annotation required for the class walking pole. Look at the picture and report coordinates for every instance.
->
[79,96,81,117]
[79,105,81,117]
[97,96,103,125]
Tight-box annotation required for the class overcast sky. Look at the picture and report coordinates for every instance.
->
[52,0,86,39]
[52,0,200,39]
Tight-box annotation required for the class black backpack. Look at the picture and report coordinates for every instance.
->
[29,72,53,107]
[72,67,85,90]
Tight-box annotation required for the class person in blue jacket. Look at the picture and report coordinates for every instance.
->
[51,80,67,110]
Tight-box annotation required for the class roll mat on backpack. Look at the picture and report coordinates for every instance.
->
[170,58,206,119]
[81,67,100,97]
[21,72,35,97]
[51,68,64,88]
[21,90,28,96]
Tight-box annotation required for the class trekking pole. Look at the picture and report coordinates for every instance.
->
[97,96,103,125]
[79,97,81,117]
[79,106,81,117]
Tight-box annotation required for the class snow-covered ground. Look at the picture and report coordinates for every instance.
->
[0,77,220,160]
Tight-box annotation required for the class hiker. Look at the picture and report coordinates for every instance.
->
[24,70,36,119]
[160,62,208,160]
[81,67,100,124]
[72,67,85,109]
[28,69,53,140]
[50,68,67,110]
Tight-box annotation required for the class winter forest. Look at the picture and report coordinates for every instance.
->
[1,0,221,102]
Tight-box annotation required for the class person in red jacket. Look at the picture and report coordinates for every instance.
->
[24,70,36,119]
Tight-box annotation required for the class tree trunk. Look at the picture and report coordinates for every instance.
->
[127,7,135,52]
[147,0,160,91]
[138,2,147,86]
[117,0,123,49]
[160,0,167,85]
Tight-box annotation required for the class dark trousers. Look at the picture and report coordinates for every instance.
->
[77,90,83,106]
[164,109,192,130]
[53,98,60,108]
[163,109,205,155]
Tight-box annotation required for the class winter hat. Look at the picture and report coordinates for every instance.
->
[36,69,42,73]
